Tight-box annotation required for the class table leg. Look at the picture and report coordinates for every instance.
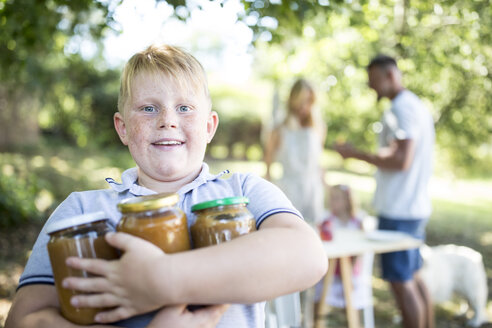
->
[340,256,360,328]
[315,258,336,328]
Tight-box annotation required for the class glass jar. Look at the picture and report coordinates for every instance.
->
[319,219,333,241]
[190,197,256,248]
[117,193,191,253]
[46,211,119,325]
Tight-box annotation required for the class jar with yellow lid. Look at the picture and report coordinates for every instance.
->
[46,211,119,325]
[190,197,256,248]
[117,193,191,253]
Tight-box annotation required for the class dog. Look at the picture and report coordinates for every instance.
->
[420,244,489,327]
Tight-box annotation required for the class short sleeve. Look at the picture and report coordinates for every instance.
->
[391,94,419,140]
[241,173,303,228]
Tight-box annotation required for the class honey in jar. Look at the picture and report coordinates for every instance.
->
[46,211,119,325]
[190,197,256,248]
[117,193,191,253]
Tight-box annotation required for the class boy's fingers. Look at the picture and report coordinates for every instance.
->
[70,292,122,308]
[206,304,230,315]
[212,304,230,320]
[194,304,230,323]
[171,304,188,313]
[63,276,111,293]
[95,306,137,323]
[65,257,111,275]
[105,232,160,253]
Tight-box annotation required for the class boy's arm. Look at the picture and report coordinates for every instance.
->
[5,285,113,328]
[168,212,327,303]
[63,213,328,323]
[6,285,229,328]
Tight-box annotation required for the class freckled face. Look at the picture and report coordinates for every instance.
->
[114,71,218,186]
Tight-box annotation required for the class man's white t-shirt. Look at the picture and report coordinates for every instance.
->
[373,90,435,219]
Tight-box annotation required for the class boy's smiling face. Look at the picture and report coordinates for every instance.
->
[114,71,218,190]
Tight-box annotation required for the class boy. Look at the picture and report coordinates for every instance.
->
[6,44,327,327]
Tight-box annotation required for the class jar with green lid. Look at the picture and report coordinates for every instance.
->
[190,197,256,248]
[46,211,119,325]
[117,193,191,253]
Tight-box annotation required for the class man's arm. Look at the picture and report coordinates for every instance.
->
[334,138,415,171]
[5,285,113,328]
[62,213,328,323]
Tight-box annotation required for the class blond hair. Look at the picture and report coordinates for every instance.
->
[285,78,316,127]
[118,44,211,112]
[331,184,355,218]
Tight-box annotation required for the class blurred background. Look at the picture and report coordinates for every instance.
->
[0,0,491,327]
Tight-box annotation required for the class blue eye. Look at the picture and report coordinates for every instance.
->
[178,105,192,113]
[142,106,156,113]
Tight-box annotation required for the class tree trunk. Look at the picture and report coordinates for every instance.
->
[0,86,39,151]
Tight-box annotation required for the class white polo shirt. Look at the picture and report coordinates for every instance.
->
[18,163,302,328]
[373,90,435,219]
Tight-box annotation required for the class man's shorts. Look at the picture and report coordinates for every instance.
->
[378,216,428,282]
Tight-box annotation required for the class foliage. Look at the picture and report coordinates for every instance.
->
[163,0,492,174]
[208,84,265,160]
[229,0,475,175]
[0,0,120,149]
[39,55,121,147]
[245,0,492,172]
[0,0,117,85]
[1,0,491,173]
[0,138,134,227]
[0,169,42,228]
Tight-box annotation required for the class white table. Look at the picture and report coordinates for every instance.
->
[315,228,423,328]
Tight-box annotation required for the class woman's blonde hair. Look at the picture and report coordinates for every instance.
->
[118,44,211,112]
[285,78,316,127]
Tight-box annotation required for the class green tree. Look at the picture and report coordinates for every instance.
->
[174,0,491,174]
[249,0,492,174]
[0,0,119,149]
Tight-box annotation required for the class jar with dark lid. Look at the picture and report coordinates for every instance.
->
[190,197,256,248]
[117,193,191,253]
[46,211,119,325]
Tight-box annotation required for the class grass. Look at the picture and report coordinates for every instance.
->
[0,146,491,327]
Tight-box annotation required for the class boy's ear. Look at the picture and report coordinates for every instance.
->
[206,110,219,144]
[114,112,129,146]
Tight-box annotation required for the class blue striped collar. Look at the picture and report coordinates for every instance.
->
[105,163,229,196]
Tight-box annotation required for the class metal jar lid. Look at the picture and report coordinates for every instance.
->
[191,197,249,212]
[117,193,179,213]
[46,211,107,235]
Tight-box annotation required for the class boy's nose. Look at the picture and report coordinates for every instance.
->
[158,110,178,129]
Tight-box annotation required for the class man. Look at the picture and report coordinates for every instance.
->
[334,55,435,328]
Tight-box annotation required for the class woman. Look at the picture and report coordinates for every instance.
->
[264,78,326,225]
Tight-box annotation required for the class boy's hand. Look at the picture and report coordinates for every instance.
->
[147,304,230,328]
[62,232,171,323]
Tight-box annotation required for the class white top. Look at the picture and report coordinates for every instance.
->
[373,90,435,219]
[275,125,324,224]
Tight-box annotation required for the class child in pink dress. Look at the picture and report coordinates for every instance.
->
[315,184,372,310]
